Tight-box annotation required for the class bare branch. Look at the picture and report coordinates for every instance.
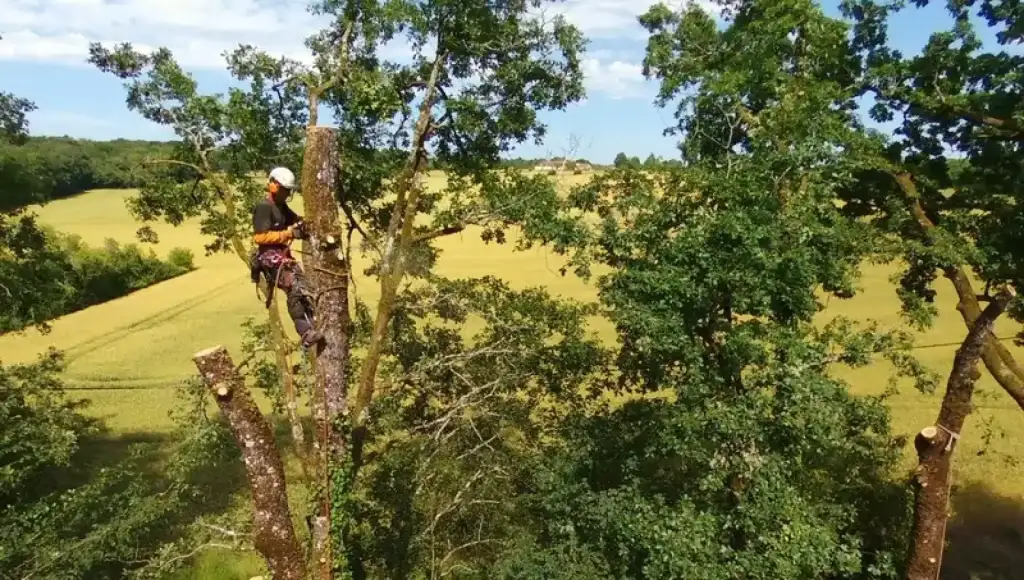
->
[412,225,465,243]
[423,468,487,538]
[438,538,503,575]
[132,542,249,575]
[340,200,382,258]
[197,521,249,540]
[140,158,204,174]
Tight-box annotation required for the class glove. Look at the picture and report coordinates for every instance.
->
[290,221,309,240]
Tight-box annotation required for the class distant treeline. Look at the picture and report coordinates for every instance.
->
[0,137,178,210]
[0,136,616,211]
[0,227,195,334]
[495,157,599,169]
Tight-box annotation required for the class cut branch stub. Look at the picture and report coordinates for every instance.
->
[192,345,306,580]
[913,426,941,457]
[211,382,232,398]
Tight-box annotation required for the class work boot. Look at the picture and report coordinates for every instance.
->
[301,329,324,349]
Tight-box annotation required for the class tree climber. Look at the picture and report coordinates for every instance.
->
[250,167,324,349]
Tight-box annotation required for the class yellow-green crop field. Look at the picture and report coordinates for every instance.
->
[2,172,1022,577]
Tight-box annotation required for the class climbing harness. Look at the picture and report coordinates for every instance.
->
[257,247,296,309]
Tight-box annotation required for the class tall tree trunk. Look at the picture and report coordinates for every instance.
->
[300,125,351,579]
[192,345,306,580]
[300,125,350,440]
[893,171,1024,411]
[904,288,1015,580]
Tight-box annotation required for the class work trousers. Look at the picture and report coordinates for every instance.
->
[261,256,315,337]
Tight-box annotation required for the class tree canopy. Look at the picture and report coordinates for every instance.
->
[3,0,1023,577]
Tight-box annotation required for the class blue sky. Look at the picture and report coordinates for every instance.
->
[0,0,1009,163]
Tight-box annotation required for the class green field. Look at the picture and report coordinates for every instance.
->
[3,176,1023,576]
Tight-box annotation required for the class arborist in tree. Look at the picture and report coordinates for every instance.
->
[250,167,324,349]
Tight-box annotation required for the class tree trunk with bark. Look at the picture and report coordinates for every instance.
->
[192,345,306,580]
[300,125,350,441]
[300,125,351,579]
[904,288,1015,580]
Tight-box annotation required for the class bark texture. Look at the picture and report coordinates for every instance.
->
[894,171,1024,412]
[192,345,306,580]
[905,289,1014,580]
[300,125,350,580]
[300,125,350,437]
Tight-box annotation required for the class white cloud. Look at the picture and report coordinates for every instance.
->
[553,0,721,39]
[0,0,326,68]
[0,0,715,99]
[582,58,651,100]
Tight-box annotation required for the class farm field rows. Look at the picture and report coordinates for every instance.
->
[2,177,1022,520]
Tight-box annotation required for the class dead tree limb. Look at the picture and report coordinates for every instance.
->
[904,287,1015,580]
[192,346,306,580]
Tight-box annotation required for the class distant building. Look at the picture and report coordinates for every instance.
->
[532,158,594,173]
[534,159,559,172]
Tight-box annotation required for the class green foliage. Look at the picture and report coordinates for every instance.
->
[0,349,93,503]
[0,135,188,336]
[469,0,945,576]
[0,34,242,580]
[345,276,607,578]
[836,0,1024,324]
[612,153,643,170]
[60,233,195,310]
[497,163,923,579]
[166,246,197,271]
[0,137,179,211]
[0,226,194,333]
[0,351,242,579]
[0,213,80,333]
[0,93,34,147]
[0,35,34,147]
[87,42,306,255]
[89,0,1012,578]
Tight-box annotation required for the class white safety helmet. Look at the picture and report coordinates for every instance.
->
[268,167,296,190]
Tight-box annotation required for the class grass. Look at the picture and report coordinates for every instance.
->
[2,173,1023,577]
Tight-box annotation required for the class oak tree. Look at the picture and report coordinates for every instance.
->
[492,0,938,577]
[93,0,588,576]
